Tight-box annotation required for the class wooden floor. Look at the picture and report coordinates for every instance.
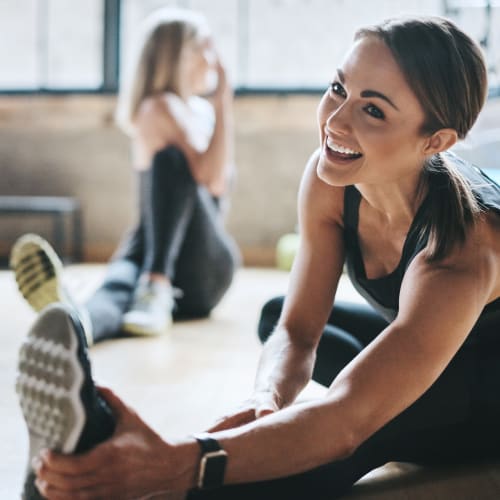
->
[1,265,499,499]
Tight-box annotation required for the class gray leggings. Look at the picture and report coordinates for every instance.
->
[85,146,239,342]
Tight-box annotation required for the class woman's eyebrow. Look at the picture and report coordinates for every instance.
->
[336,68,399,111]
[360,90,399,110]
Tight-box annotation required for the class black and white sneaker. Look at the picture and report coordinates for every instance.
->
[10,233,94,346]
[16,303,115,500]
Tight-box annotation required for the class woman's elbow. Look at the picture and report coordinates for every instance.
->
[320,395,375,461]
[331,427,360,461]
[188,159,211,186]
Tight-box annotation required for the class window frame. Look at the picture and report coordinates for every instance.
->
[0,0,121,95]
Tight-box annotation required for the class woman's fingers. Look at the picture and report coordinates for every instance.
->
[96,386,129,417]
[255,406,277,418]
[207,392,282,432]
[206,408,256,432]
[37,442,111,476]
[254,391,281,418]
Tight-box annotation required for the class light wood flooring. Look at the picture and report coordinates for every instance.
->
[1,265,499,499]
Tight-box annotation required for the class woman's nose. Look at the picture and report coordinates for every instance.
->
[325,104,351,136]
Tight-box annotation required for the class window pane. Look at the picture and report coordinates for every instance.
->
[0,0,38,88]
[0,0,103,90]
[245,0,441,87]
[46,0,103,88]
[121,0,449,90]
[188,0,239,84]
[445,1,500,88]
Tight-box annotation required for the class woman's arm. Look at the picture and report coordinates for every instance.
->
[176,59,234,196]
[252,152,346,409]
[212,151,347,429]
[197,213,500,486]
[206,150,346,432]
[327,213,500,444]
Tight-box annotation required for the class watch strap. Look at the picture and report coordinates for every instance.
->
[193,433,228,490]
[194,432,221,453]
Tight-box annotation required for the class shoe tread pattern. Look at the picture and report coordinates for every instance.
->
[10,235,63,312]
[16,307,84,455]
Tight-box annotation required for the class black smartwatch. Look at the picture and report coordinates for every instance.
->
[193,433,228,490]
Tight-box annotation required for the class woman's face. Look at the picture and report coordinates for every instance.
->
[316,36,430,187]
[182,36,218,96]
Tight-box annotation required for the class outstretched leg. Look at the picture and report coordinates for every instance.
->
[258,296,388,386]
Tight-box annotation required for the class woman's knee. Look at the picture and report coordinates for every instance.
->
[257,296,285,344]
[151,146,195,186]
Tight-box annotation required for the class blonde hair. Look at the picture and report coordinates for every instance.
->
[116,8,210,135]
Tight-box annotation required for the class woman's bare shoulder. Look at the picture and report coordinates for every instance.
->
[135,95,173,127]
[477,211,500,300]
[132,94,184,151]
[411,210,500,304]
[300,149,346,228]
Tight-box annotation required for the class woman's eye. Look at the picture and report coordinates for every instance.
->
[329,82,346,98]
[364,104,385,120]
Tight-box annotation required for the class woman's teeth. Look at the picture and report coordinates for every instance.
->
[326,138,362,157]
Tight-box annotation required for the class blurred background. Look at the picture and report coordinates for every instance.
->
[1,0,499,267]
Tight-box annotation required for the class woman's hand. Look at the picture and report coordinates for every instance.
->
[33,387,191,500]
[207,391,282,432]
[211,56,232,106]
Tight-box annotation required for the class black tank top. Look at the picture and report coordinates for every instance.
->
[343,152,500,329]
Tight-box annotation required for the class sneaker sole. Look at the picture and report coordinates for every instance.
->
[16,305,86,460]
[10,234,65,312]
[121,322,168,336]
[122,314,171,337]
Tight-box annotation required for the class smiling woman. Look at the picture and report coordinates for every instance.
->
[16,15,500,500]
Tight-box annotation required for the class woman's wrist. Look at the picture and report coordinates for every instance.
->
[252,388,284,412]
[162,437,200,492]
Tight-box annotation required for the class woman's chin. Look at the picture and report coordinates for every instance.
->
[317,157,355,187]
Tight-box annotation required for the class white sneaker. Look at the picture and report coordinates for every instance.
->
[121,279,175,336]
[10,233,94,347]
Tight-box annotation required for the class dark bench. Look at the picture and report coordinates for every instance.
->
[0,195,83,262]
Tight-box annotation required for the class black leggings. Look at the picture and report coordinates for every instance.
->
[85,147,239,342]
[188,296,500,499]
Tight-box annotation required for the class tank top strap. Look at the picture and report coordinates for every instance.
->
[343,185,362,231]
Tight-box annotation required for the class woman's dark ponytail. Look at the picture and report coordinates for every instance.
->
[422,154,482,261]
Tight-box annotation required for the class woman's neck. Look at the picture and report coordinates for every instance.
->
[355,170,427,228]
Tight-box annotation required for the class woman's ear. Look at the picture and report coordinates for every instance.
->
[423,128,458,155]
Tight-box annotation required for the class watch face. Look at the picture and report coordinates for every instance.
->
[200,450,228,489]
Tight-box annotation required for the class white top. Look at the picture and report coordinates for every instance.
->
[132,92,215,169]
[163,93,215,153]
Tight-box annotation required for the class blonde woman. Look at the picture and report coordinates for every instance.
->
[11,8,240,343]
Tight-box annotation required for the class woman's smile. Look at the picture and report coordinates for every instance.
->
[324,136,363,162]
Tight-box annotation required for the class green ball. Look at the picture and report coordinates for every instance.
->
[276,233,300,271]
